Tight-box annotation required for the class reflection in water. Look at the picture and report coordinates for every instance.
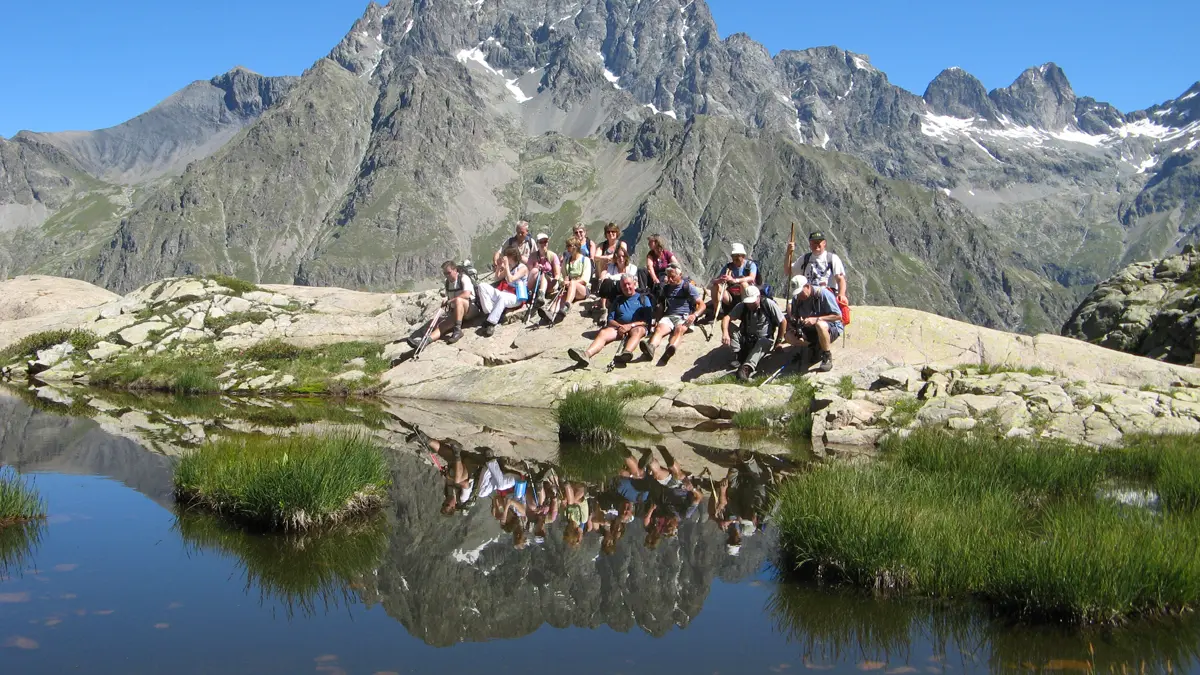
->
[174,512,388,618]
[354,429,793,646]
[5,387,1200,674]
[769,581,1200,673]
[0,517,43,575]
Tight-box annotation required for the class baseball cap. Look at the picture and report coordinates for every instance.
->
[790,274,809,297]
[536,232,549,241]
[665,261,682,271]
[730,243,747,257]
[808,231,826,241]
[742,285,761,304]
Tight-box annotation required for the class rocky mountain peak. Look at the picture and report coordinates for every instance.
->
[988,62,1077,129]
[208,67,297,119]
[923,67,998,120]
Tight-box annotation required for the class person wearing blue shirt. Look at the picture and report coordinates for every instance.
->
[567,275,652,368]
[785,275,844,372]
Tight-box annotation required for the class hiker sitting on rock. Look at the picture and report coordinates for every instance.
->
[408,260,478,348]
[476,247,529,337]
[567,274,652,368]
[596,247,638,326]
[527,232,561,304]
[721,284,784,382]
[641,234,676,297]
[705,243,758,323]
[784,276,842,373]
[493,220,534,267]
[640,262,705,364]
[544,236,593,323]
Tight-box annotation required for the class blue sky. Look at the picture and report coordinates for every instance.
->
[2,0,1197,137]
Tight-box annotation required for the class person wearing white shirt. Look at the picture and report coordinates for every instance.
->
[787,231,847,305]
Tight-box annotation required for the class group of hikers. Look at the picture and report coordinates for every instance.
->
[409,426,783,555]
[407,220,850,380]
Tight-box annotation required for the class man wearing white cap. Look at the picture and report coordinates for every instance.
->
[720,284,784,382]
[785,275,843,372]
[704,243,758,323]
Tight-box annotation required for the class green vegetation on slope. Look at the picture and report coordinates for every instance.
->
[0,329,98,364]
[174,434,391,531]
[776,428,1200,623]
[88,340,388,397]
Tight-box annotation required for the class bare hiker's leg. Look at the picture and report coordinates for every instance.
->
[584,327,619,357]
[669,322,688,348]
[815,321,832,351]
[648,321,672,348]
[623,325,647,354]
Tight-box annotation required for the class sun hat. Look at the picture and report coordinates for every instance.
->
[730,243,747,257]
[536,232,549,241]
[742,285,761,304]
[726,544,742,556]
[665,261,682,271]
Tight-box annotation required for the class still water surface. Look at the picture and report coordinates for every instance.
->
[1,393,1198,674]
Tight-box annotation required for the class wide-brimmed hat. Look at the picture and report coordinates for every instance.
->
[742,285,761,304]
[730,243,747,257]
[536,232,549,241]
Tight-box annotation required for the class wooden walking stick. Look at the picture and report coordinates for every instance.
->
[784,222,796,317]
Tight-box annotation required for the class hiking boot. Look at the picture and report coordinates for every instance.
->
[406,334,423,350]
[556,303,571,323]
[737,363,755,382]
[614,345,634,365]
[482,323,496,338]
[818,351,834,373]
[663,344,676,362]
[729,358,743,372]
[639,339,657,362]
[568,347,591,368]
[445,327,463,344]
[537,306,553,323]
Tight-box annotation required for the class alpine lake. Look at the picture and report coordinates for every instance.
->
[1,384,1197,675]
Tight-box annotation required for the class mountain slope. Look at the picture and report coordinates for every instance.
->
[1,0,1197,334]
[26,67,297,185]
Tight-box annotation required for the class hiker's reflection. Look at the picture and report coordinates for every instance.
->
[712,453,774,556]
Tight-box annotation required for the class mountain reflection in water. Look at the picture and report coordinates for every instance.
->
[3,388,1200,675]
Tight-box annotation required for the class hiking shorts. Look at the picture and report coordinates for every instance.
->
[797,321,842,345]
[658,315,690,332]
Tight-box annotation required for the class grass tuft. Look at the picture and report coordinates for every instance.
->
[204,310,272,335]
[0,469,46,527]
[204,274,262,297]
[836,375,856,399]
[556,383,662,445]
[776,428,1200,623]
[730,380,817,441]
[971,362,1059,377]
[173,433,391,531]
[241,339,304,362]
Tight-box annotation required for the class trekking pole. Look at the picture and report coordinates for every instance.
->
[699,286,712,342]
[760,360,789,387]
[707,282,727,342]
[784,222,796,318]
[509,270,541,349]
[412,307,444,361]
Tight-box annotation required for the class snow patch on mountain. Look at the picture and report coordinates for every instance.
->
[456,45,501,77]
